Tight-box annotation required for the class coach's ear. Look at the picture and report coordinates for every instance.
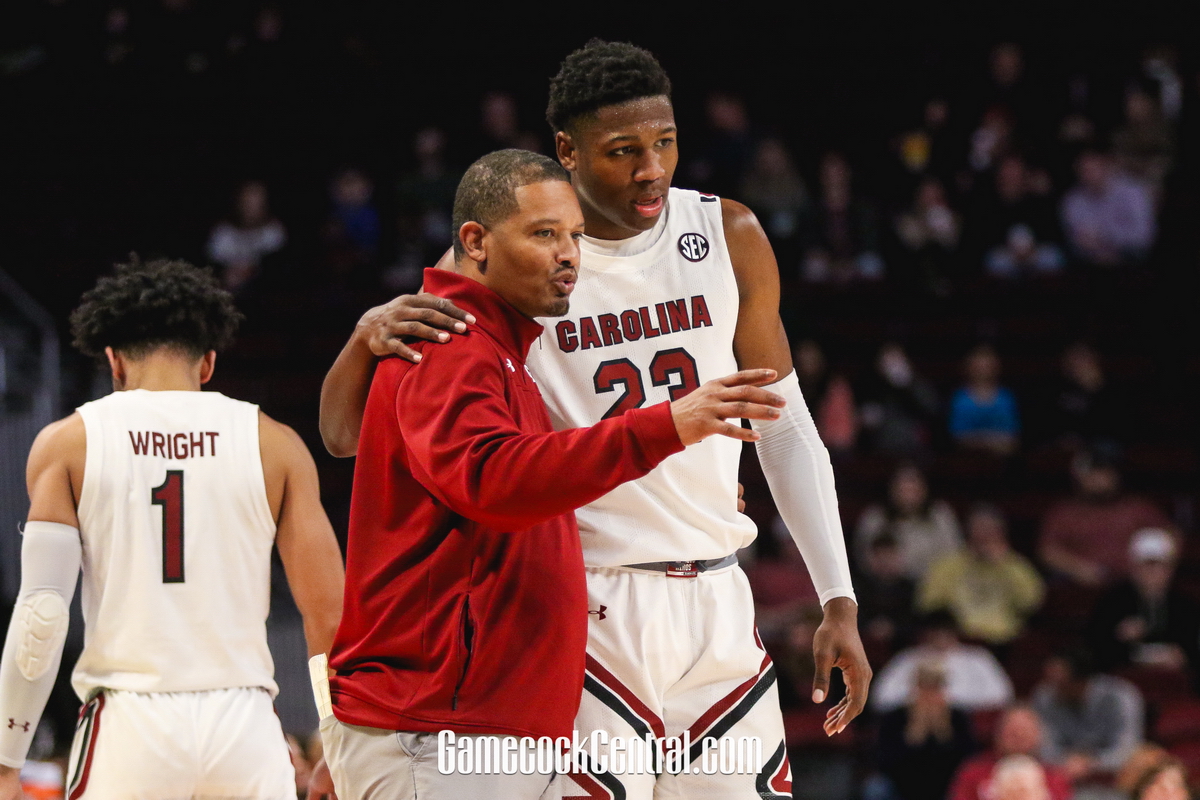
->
[459,221,488,265]
[555,131,577,173]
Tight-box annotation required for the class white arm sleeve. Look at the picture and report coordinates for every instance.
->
[0,521,82,768]
[751,370,855,606]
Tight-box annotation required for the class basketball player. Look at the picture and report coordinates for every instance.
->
[319,42,870,798]
[0,259,345,799]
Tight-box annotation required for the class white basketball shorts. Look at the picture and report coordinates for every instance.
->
[65,686,295,799]
[561,564,793,800]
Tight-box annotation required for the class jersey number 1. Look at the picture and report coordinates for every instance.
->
[151,470,185,583]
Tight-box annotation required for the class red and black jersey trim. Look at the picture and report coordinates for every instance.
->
[67,692,105,800]
[685,651,776,765]
[755,741,793,799]
[583,655,665,741]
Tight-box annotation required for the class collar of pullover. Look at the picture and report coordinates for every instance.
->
[423,268,545,361]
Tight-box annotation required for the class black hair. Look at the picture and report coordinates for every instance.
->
[546,39,672,134]
[451,149,570,258]
[1054,646,1097,680]
[70,256,243,360]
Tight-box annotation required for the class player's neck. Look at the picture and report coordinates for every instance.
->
[113,352,206,392]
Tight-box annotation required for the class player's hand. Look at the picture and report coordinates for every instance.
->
[308,757,338,800]
[354,293,476,363]
[0,766,22,800]
[812,596,872,736]
[737,482,745,513]
[670,369,783,446]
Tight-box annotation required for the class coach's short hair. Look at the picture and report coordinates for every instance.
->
[546,39,672,134]
[451,149,570,258]
[70,256,242,359]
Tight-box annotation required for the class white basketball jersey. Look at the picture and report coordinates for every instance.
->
[73,390,278,699]
[528,188,757,567]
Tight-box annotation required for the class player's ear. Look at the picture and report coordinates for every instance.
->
[105,346,126,390]
[199,351,216,385]
[459,222,488,265]
[555,131,577,173]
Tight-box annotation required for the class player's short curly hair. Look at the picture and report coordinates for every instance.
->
[70,256,243,359]
[545,39,672,134]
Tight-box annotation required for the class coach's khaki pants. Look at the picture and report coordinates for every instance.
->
[319,715,560,800]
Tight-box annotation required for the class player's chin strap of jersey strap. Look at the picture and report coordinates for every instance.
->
[750,370,856,607]
[0,521,82,769]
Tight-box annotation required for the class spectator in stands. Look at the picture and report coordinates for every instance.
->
[873,661,978,800]
[893,176,960,294]
[856,535,919,657]
[918,504,1045,647]
[687,91,755,200]
[894,97,956,186]
[1038,447,1173,587]
[800,152,885,283]
[206,180,287,292]
[771,603,824,710]
[948,706,1073,800]
[949,344,1021,455]
[855,462,962,582]
[859,342,941,455]
[739,138,810,259]
[986,754,1054,800]
[1087,528,1198,677]
[967,154,1065,278]
[872,611,1014,713]
[475,90,540,154]
[1061,149,1156,266]
[1042,342,1123,449]
[324,167,381,272]
[1112,81,1175,193]
[1131,757,1189,800]
[1034,649,1144,798]
[793,339,857,453]
[392,126,460,289]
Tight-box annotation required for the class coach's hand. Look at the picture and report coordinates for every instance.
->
[355,293,476,363]
[308,757,338,799]
[0,766,21,800]
[670,369,784,446]
[812,597,872,736]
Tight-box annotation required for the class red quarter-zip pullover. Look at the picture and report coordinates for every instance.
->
[330,269,683,739]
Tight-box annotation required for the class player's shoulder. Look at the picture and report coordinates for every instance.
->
[32,412,86,452]
[257,409,306,455]
[28,412,86,471]
[717,196,766,241]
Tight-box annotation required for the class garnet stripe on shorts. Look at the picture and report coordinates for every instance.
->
[685,655,776,764]
[67,693,105,800]
[584,654,666,740]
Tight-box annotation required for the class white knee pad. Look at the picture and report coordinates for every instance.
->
[15,589,70,681]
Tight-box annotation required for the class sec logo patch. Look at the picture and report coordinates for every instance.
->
[678,233,709,262]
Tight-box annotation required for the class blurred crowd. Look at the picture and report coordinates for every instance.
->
[2,5,1199,800]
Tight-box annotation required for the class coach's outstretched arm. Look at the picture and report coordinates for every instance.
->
[0,416,85,795]
[319,286,473,457]
[395,329,783,530]
[723,197,872,737]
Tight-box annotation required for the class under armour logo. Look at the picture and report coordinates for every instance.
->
[588,605,607,621]
[506,358,516,372]
[7,718,30,732]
